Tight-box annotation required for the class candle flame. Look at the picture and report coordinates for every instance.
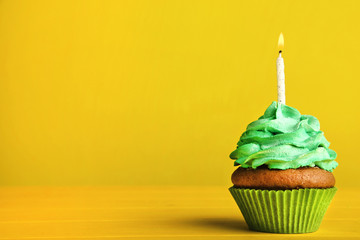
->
[278,32,284,51]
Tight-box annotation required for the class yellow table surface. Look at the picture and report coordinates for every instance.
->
[0,186,358,239]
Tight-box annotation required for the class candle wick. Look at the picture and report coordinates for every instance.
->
[279,50,282,53]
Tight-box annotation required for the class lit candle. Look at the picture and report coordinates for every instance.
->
[277,33,285,104]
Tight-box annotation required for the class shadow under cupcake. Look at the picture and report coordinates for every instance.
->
[229,102,338,234]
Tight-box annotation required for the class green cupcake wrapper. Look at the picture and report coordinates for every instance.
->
[229,187,337,234]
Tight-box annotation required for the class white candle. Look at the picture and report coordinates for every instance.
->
[277,33,285,105]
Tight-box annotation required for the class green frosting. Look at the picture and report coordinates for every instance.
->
[230,102,338,172]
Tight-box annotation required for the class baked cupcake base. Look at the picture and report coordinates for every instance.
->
[229,187,337,234]
[231,166,335,189]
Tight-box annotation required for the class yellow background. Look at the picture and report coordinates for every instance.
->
[0,0,358,187]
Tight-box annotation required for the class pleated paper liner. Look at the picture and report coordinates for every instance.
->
[229,187,337,234]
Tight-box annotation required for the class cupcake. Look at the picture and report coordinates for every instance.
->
[229,102,338,234]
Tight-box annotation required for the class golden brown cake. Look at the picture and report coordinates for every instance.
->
[231,166,335,190]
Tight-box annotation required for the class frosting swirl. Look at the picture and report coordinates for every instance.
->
[230,102,338,172]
